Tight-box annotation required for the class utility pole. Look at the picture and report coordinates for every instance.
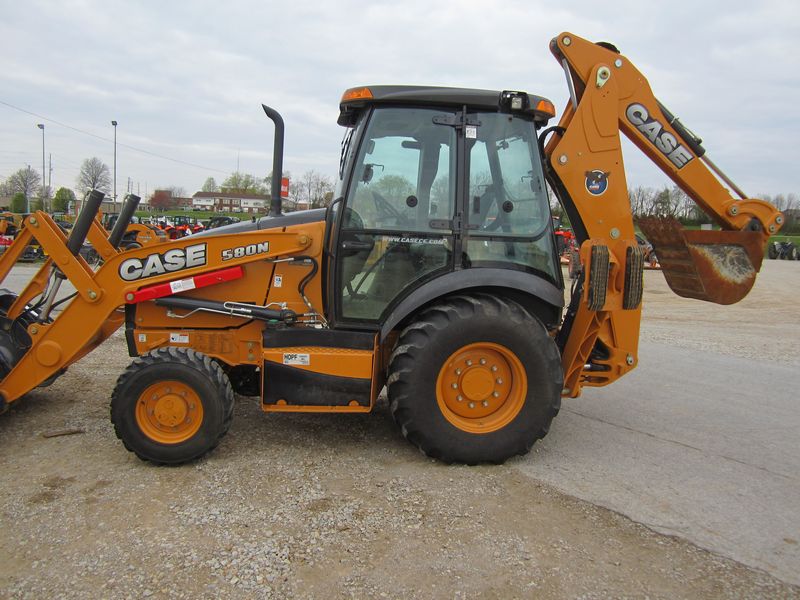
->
[37,124,45,211]
[25,165,31,213]
[111,120,118,213]
[48,153,52,204]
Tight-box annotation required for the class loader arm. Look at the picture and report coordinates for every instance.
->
[0,209,316,407]
[543,32,783,397]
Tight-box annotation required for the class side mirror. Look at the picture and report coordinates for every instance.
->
[362,164,374,183]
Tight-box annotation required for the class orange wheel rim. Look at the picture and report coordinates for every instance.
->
[435,342,527,434]
[135,380,204,444]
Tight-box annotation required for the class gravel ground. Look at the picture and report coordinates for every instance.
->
[1,261,799,599]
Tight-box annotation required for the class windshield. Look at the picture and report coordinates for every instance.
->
[343,106,456,233]
[465,112,558,280]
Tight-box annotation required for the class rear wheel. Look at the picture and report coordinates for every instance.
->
[111,347,234,464]
[387,294,562,464]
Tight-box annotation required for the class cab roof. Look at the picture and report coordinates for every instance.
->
[338,85,555,127]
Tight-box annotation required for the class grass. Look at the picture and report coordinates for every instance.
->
[769,234,800,244]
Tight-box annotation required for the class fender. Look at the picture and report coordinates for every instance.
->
[379,267,564,341]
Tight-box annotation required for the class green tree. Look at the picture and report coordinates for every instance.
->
[373,174,414,200]
[52,187,76,213]
[11,192,26,213]
[221,172,264,194]
[201,177,219,192]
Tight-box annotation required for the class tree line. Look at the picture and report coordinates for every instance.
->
[549,185,799,231]
[0,156,110,213]
[198,170,335,211]
[0,157,336,215]
[3,159,797,230]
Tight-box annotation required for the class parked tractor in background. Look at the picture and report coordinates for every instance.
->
[767,239,798,260]
[159,215,205,239]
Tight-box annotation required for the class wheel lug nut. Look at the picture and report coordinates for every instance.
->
[455,368,462,375]
[496,378,503,385]
[482,400,489,407]
[451,383,458,389]
[493,391,500,398]
[491,366,498,372]
[457,395,463,402]
[468,402,476,409]
[480,358,486,365]
[466,360,473,366]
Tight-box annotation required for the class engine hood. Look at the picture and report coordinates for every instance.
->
[195,208,327,237]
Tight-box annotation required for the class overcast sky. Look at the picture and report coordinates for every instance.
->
[2,0,798,201]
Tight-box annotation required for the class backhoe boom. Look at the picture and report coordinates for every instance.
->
[544,32,782,397]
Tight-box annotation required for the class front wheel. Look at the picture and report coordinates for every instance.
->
[111,347,234,464]
[387,294,562,464]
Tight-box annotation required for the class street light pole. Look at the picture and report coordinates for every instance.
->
[37,123,45,212]
[111,120,118,213]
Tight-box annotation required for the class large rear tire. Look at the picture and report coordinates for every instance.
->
[111,347,234,465]
[387,294,562,464]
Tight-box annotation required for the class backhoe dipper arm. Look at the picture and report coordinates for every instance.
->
[542,32,782,398]
[547,32,783,238]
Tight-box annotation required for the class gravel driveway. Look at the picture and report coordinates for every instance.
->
[1,262,798,599]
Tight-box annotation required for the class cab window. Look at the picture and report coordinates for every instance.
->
[466,113,557,280]
[338,107,456,321]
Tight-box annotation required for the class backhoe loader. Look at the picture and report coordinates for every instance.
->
[0,33,783,464]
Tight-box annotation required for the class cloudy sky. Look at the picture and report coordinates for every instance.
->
[1,0,798,201]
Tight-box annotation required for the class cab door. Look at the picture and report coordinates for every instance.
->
[335,106,458,324]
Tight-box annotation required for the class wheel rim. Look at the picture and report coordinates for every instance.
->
[436,342,527,434]
[135,380,204,444]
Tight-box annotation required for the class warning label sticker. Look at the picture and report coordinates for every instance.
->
[283,353,310,366]
[169,278,196,293]
[169,333,190,344]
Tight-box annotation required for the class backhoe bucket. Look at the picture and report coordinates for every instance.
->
[638,217,765,305]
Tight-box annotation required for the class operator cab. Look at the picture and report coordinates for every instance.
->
[330,85,563,326]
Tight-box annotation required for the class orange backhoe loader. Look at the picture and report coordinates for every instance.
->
[0,33,783,465]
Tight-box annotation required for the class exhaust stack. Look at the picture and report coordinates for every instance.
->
[262,104,285,217]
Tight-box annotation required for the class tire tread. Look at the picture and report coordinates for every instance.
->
[387,293,562,464]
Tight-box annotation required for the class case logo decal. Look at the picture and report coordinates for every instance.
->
[585,170,610,196]
[119,243,207,281]
[626,103,694,169]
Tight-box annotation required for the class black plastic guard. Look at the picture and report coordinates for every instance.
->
[262,361,371,407]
